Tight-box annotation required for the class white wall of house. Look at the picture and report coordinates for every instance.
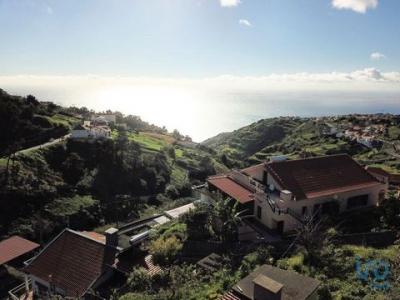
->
[266,173,283,192]
[253,182,386,232]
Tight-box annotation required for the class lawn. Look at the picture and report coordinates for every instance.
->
[388,126,400,140]
[46,195,98,217]
[369,163,400,174]
[47,113,80,128]
[171,164,188,185]
[128,132,168,152]
[342,244,400,261]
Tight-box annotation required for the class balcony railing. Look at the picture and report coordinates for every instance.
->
[264,194,288,215]
[8,279,32,300]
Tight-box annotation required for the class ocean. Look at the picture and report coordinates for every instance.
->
[1,79,399,142]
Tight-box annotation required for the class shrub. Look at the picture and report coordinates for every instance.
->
[127,267,152,292]
[165,184,179,199]
[149,235,183,265]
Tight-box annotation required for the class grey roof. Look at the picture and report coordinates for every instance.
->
[232,264,320,300]
[253,274,283,294]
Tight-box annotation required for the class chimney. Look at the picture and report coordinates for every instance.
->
[105,227,119,248]
[253,274,283,300]
[280,190,293,202]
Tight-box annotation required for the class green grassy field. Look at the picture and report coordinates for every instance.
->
[388,126,400,140]
[46,195,98,217]
[47,113,81,128]
[128,132,169,152]
[342,244,399,261]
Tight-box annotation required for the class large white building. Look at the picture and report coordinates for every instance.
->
[202,154,388,235]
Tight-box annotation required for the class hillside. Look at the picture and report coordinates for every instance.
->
[203,115,400,173]
[0,90,227,242]
[0,89,80,157]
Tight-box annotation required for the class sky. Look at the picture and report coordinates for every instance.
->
[0,0,399,141]
[0,0,399,76]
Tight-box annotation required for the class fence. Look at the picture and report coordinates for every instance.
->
[334,230,398,247]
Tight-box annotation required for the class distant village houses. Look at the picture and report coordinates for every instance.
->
[70,114,116,140]
[91,113,116,124]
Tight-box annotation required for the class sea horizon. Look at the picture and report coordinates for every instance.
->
[1,81,399,142]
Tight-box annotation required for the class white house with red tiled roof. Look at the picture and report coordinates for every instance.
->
[202,154,387,235]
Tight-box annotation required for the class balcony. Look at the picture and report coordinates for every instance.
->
[8,279,33,300]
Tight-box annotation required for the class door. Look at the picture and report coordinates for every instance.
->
[277,221,284,234]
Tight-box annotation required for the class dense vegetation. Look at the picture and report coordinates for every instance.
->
[0,89,79,156]
[2,89,400,300]
[116,195,400,300]
[0,90,226,241]
[203,116,400,173]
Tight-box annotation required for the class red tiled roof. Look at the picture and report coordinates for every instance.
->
[80,231,106,244]
[207,176,254,204]
[114,253,162,276]
[266,154,380,200]
[221,291,243,300]
[25,229,116,298]
[242,163,265,178]
[0,236,39,266]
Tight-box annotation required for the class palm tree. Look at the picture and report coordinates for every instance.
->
[209,196,248,242]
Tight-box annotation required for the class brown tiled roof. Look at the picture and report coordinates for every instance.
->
[366,166,390,177]
[25,229,116,298]
[0,236,39,266]
[207,176,254,204]
[266,154,379,200]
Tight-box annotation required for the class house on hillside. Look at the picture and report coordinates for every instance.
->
[23,228,119,299]
[71,123,111,139]
[91,114,116,124]
[13,223,165,299]
[222,264,320,300]
[201,154,387,236]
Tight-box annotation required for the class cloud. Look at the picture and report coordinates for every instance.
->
[370,52,386,60]
[0,68,399,95]
[332,0,378,13]
[219,0,241,7]
[239,19,252,27]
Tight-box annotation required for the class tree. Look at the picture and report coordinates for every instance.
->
[380,192,400,229]
[209,197,247,242]
[62,152,84,185]
[149,235,183,265]
[127,267,152,292]
[292,214,333,266]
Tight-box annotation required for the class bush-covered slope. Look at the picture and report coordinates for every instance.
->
[0,89,80,156]
[203,116,400,172]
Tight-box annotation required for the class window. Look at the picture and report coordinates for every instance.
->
[347,194,368,209]
[257,206,262,219]
[302,206,307,215]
